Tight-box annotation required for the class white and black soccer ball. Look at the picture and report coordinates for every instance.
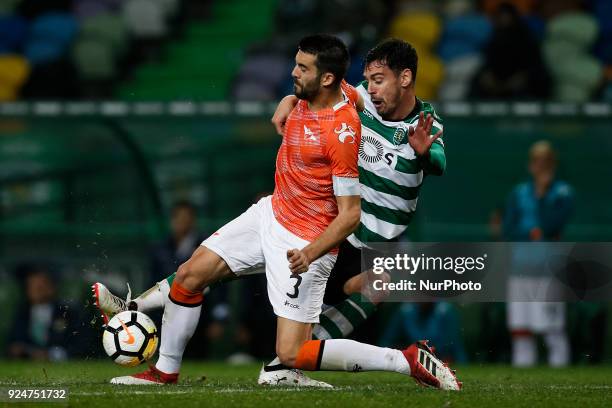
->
[102,310,158,367]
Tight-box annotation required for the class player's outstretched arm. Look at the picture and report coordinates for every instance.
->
[271,95,298,136]
[287,194,360,274]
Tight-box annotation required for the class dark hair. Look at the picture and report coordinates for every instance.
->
[365,38,418,83]
[298,34,350,87]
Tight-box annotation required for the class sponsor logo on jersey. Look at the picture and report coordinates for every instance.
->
[304,125,317,141]
[284,300,300,309]
[362,109,374,120]
[359,134,384,163]
[335,123,356,144]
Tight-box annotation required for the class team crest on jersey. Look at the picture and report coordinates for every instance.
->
[334,123,356,144]
[393,127,406,145]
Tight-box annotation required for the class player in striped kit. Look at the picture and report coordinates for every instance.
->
[94,38,459,390]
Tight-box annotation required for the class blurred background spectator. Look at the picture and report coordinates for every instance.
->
[7,264,78,361]
[149,199,230,360]
[150,200,207,284]
[504,141,574,367]
[470,2,551,99]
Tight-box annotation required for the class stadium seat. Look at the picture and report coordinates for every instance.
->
[523,14,546,40]
[24,13,77,65]
[389,12,442,50]
[24,39,68,65]
[552,57,603,102]
[0,55,30,100]
[0,15,28,53]
[122,0,167,39]
[438,14,492,62]
[547,12,599,49]
[415,52,444,100]
[442,0,475,18]
[72,38,116,80]
[80,13,128,56]
[0,0,21,14]
[29,13,78,47]
[73,0,115,20]
[543,12,602,102]
[593,0,612,35]
[233,53,291,100]
[156,0,180,19]
[438,54,483,100]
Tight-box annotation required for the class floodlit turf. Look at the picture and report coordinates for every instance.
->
[1,361,611,407]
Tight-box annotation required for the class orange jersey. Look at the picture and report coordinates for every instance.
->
[271,92,361,243]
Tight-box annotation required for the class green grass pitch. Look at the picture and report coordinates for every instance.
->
[1,361,611,407]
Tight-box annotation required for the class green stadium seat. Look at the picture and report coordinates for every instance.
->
[80,13,129,57]
[547,12,599,49]
[0,0,21,14]
[72,38,117,80]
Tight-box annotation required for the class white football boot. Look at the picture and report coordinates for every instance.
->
[258,364,333,388]
[92,282,131,324]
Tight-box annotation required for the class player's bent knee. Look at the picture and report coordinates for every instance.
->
[176,248,230,291]
[174,262,196,289]
[175,258,208,291]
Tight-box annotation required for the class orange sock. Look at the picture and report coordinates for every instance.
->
[294,340,325,371]
[169,281,203,307]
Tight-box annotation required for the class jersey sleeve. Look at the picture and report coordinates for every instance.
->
[341,80,359,107]
[326,111,361,195]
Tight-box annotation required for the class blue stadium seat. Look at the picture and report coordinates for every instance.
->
[30,13,78,47]
[0,15,28,53]
[438,14,492,62]
[24,40,67,65]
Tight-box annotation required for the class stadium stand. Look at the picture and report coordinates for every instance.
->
[0,0,609,101]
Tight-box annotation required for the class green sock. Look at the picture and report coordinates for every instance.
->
[166,272,176,287]
[313,293,377,340]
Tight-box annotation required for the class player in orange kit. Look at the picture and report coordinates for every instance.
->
[109,33,360,384]
[107,34,459,391]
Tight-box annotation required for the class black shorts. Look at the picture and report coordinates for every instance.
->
[323,240,362,305]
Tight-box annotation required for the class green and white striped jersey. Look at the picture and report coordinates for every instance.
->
[347,81,445,248]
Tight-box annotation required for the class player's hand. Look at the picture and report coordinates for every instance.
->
[287,248,310,274]
[271,95,298,136]
[408,112,442,157]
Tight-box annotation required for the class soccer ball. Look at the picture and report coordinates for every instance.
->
[102,310,158,367]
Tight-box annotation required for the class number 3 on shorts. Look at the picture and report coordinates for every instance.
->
[287,274,302,299]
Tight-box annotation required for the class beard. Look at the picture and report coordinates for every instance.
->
[376,95,400,120]
[293,77,320,101]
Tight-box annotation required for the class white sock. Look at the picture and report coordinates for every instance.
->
[545,332,569,367]
[133,280,169,312]
[266,356,282,366]
[320,339,410,375]
[155,299,201,374]
[512,336,537,367]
